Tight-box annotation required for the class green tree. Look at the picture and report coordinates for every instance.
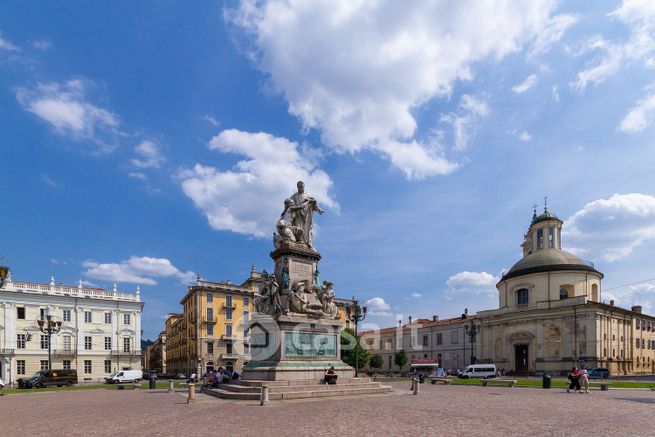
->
[394,349,408,371]
[340,328,369,370]
[369,354,383,370]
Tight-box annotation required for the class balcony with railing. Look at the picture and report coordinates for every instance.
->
[113,349,143,357]
[5,279,140,302]
[0,348,15,355]
[221,335,238,341]
[220,353,240,360]
[53,348,77,356]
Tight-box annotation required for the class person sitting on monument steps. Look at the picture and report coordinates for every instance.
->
[324,366,338,385]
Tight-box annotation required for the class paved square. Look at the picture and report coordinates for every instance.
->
[2,382,654,436]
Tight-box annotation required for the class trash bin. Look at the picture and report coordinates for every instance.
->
[542,374,551,389]
[149,379,156,389]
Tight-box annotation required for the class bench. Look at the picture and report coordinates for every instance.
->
[117,383,139,390]
[589,382,610,391]
[430,378,451,385]
[481,379,516,387]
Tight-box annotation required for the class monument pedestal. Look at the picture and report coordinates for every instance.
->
[243,314,354,381]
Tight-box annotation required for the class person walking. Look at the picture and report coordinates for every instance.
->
[579,364,590,393]
[567,366,580,393]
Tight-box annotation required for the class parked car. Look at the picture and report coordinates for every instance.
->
[587,368,609,379]
[18,369,78,388]
[142,372,157,381]
[105,369,143,384]
[175,373,187,380]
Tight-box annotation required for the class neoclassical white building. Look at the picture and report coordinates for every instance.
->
[477,208,655,375]
[0,274,144,384]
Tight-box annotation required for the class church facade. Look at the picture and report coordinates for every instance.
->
[476,208,655,375]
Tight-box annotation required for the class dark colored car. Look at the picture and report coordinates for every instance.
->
[18,369,78,388]
[588,368,609,379]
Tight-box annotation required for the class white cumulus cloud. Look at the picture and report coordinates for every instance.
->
[572,0,655,91]
[130,140,165,169]
[15,79,121,153]
[226,0,568,179]
[565,193,655,262]
[619,89,655,133]
[179,129,337,238]
[365,297,392,316]
[440,95,489,152]
[444,271,499,300]
[0,36,19,51]
[82,256,196,286]
[512,74,538,94]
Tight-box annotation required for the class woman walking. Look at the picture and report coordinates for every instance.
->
[579,364,589,393]
[567,366,580,393]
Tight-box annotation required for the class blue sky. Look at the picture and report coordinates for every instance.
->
[2,0,655,339]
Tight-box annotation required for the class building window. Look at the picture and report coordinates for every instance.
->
[436,333,443,345]
[84,360,92,374]
[17,334,26,349]
[226,295,233,308]
[226,362,234,373]
[207,293,213,303]
[123,314,131,325]
[62,309,71,322]
[548,226,555,248]
[225,324,233,337]
[636,338,640,348]
[517,288,529,305]
[206,308,213,321]
[63,360,71,370]
[244,327,249,338]
[243,297,250,306]
[537,228,544,249]
[85,336,92,350]
[40,308,48,320]
[451,331,459,344]
[104,360,112,373]
[226,342,233,354]
[40,335,49,350]
[244,343,250,355]
[207,323,214,336]
[636,319,641,329]
[104,312,112,324]
[17,360,25,375]
[63,336,72,352]
[226,308,233,320]
[41,360,49,371]
[422,335,429,347]
[105,337,112,350]
[559,288,569,300]
[243,311,249,323]
[84,311,92,323]
[17,307,25,320]
[123,337,131,353]
[207,342,214,354]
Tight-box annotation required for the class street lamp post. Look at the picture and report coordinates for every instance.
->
[351,298,367,377]
[463,309,480,365]
[38,315,62,370]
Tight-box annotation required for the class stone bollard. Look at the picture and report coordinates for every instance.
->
[260,385,270,406]
[413,378,420,395]
[168,380,174,393]
[187,383,196,404]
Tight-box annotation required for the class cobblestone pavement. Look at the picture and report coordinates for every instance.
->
[2,382,654,436]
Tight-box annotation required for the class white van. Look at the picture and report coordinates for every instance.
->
[106,369,143,384]
[458,364,496,379]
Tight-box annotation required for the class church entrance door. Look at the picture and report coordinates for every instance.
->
[514,344,528,375]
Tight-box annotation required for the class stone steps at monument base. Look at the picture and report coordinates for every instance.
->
[237,377,370,387]
[203,384,392,401]
[217,381,384,394]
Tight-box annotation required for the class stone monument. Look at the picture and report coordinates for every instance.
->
[243,181,354,381]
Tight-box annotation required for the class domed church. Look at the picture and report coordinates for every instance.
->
[477,207,655,376]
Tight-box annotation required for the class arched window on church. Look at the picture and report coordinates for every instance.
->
[559,287,569,300]
[517,289,529,306]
